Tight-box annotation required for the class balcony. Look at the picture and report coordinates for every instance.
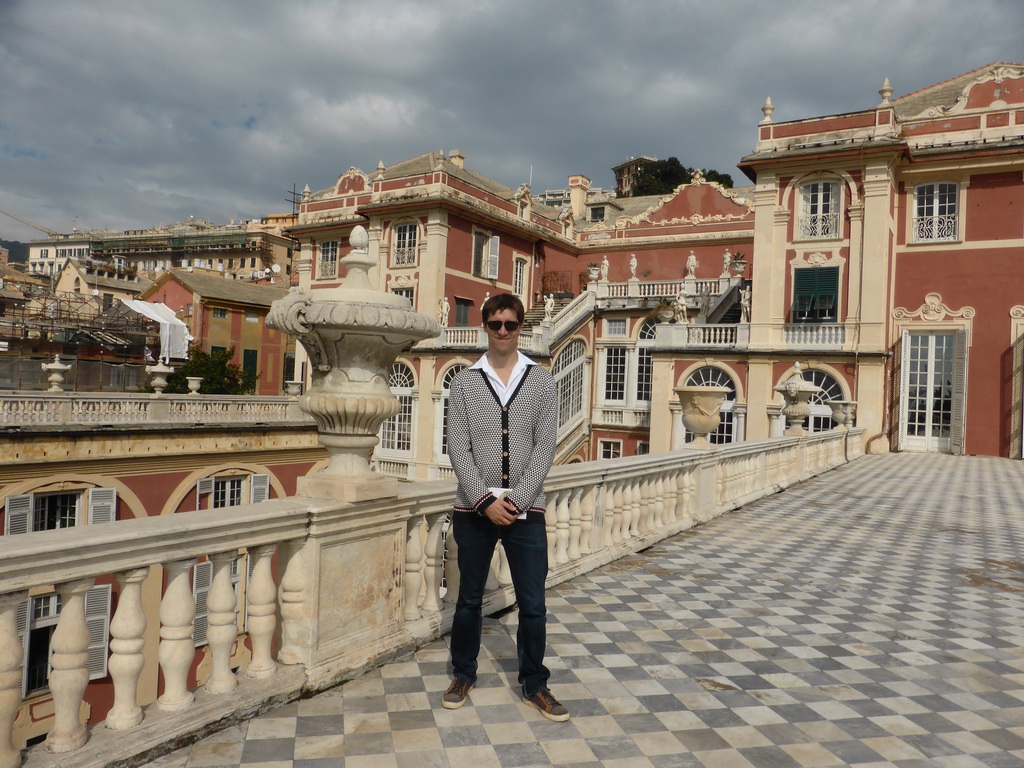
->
[0,429,861,768]
[783,322,846,349]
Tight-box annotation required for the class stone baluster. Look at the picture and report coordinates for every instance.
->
[638,476,652,535]
[555,489,570,564]
[579,485,595,555]
[46,578,94,753]
[404,517,425,621]
[106,568,149,730]
[425,514,450,610]
[619,481,633,541]
[158,559,196,711]
[675,470,690,525]
[598,481,614,548]
[493,543,511,588]
[244,545,277,680]
[651,475,664,530]
[662,471,676,526]
[205,552,239,693]
[278,539,314,666]
[545,495,557,564]
[567,487,582,560]
[632,477,645,537]
[440,518,460,606]
[0,592,26,768]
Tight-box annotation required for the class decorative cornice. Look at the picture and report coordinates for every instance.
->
[893,292,975,322]
[614,173,754,229]
[791,252,846,269]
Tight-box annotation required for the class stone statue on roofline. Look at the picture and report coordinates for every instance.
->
[686,251,697,278]
[629,254,638,279]
[600,255,610,282]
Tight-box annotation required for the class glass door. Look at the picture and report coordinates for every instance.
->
[902,332,955,453]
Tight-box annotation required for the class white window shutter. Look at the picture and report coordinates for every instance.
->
[16,600,28,696]
[249,474,270,504]
[950,329,969,456]
[86,584,112,680]
[196,477,214,510]
[192,560,213,647]
[894,331,908,452]
[487,236,500,280]
[4,494,32,536]
[88,487,117,525]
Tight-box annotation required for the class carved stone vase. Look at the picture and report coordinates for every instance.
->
[266,225,439,501]
[828,400,857,430]
[773,363,822,436]
[674,385,731,449]
[41,355,72,392]
[145,362,175,394]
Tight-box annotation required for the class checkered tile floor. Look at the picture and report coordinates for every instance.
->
[148,454,1024,767]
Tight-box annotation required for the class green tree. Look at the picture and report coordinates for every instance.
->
[151,346,257,394]
[628,157,733,196]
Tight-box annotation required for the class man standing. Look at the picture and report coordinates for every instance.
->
[442,293,568,721]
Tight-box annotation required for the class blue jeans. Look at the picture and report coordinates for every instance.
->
[450,515,550,696]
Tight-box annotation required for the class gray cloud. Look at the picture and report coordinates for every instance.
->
[1,0,1022,241]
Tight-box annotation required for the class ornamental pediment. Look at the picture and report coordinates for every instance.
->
[903,64,1024,119]
[615,173,753,229]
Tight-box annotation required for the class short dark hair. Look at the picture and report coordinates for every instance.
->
[481,293,525,324]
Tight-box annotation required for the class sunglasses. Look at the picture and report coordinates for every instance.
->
[485,320,521,332]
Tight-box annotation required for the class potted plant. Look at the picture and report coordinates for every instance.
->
[655,297,675,322]
[730,251,747,277]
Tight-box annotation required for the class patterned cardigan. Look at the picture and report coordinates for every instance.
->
[447,364,557,522]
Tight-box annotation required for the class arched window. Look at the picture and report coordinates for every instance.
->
[380,363,415,452]
[554,340,586,429]
[799,179,840,239]
[683,367,736,444]
[806,369,844,433]
[635,320,657,402]
[440,364,466,456]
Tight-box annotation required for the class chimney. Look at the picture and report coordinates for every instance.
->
[568,175,591,219]
[449,149,465,168]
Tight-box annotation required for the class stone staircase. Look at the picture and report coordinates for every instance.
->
[522,296,573,330]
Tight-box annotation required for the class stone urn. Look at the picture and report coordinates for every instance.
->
[730,259,747,277]
[828,400,856,430]
[41,355,72,392]
[145,361,175,394]
[266,225,439,501]
[284,380,303,396]
[773,363,822,436]
[186,376,203,395]
[586,265,601,282]
[674,385,731,449]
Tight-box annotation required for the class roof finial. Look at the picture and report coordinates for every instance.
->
[879,77,893,105]
[761,96,775,123]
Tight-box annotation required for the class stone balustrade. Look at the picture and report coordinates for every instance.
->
[783,323,847,348]
[0,393,311,428]
[0,428,862,768]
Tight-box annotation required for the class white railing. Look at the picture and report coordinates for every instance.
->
[783,323,846,348]
[593,406,651,428]
[0,393,311,427]
[687,324,737,346]
[601,278,726,300]
[1,430,862,768]
[443,327,485,347]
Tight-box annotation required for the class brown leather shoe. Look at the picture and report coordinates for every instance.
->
[523,688,570,721]
[442,677,474,709]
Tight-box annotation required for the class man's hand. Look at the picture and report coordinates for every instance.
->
[484,497,520,526]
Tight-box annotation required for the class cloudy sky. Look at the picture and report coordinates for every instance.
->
[1,0,1021,242]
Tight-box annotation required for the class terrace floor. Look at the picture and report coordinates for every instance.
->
[146,453,1024,768]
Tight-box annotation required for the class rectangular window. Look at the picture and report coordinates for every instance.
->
[914,183,959,242]
[212,307,228,319]
[243,349,258,385]
[393,224,418,266]
[799,181,839,239]
[455,298,472,327]
[599,440,622,460]
[605,319,627,336]
[636,441,650,456]
[472,232,500,279]
[318,240,339,279]
[392,287,414,306]
[245,311,258,323]
[33,493,78,532]
[513,259,527,297]
[212,477,244,509]
[635,348,653,402]
[590,206,605,222]
[792,267,839,323]
[604,347,627,401]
